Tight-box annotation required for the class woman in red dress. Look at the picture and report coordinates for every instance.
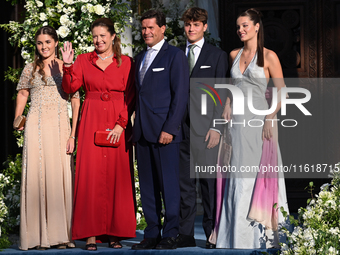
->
[61,18,136,250]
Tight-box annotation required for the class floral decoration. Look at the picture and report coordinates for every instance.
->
[1,0,132,67]
[281,165,340,254]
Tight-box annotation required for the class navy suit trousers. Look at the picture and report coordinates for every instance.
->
[136,135,180,239]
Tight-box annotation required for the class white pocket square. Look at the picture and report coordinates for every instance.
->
[152,68,165,72]
[200,65,211,69]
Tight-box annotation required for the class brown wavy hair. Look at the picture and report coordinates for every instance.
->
[91,18,122,67]
[238,8,264,67]
[30,26,59,85]
[181,7,208,25]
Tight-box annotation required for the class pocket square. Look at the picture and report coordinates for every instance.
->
[152,68,165,72]
[200,65,211,69]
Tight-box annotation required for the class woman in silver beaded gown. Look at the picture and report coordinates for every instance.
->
[14,26,80,250]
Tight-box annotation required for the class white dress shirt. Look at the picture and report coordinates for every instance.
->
[185,37,205,65]
[139,39,165,72]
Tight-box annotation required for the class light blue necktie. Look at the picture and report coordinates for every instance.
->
[139,48,153,84]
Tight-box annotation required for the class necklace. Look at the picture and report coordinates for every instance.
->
[243,51,256,65]
[97,53,113,61]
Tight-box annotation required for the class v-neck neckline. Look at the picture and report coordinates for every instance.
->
[89,51,115,72]
[238,48,257,75]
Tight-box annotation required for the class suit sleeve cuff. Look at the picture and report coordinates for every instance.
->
[209,128,221,135]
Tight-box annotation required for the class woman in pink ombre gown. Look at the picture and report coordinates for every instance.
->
[212,8,289,249]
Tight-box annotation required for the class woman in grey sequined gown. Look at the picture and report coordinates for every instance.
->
[14,26,80,250]
[216,9,289,249]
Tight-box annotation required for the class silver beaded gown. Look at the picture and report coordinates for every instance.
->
[17,63,78,250]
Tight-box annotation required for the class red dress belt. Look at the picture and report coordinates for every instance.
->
[85,91,124,101]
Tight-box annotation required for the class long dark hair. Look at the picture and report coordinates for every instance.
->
[91,18,122,67]
[30,26,59,85]
[238,8,264,67]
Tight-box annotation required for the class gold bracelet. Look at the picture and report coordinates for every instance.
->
[70,136,75,139]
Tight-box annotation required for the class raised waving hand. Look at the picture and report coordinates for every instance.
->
[60,41,74,65]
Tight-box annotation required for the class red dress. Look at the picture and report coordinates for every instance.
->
[62,52,136,241]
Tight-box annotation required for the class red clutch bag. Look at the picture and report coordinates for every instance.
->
[94,129,121,147]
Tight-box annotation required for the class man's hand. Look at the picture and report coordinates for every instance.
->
[205,129,220,149]
[158,131,173,145]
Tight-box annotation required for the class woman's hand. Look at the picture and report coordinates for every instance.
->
[262,118,273,140]
[66,137,75,154]
[222,103,231,121]
[60,41,74,65]
[107,125,124,144]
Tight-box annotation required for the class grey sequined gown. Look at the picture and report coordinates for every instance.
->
[16,63,78,250]
[216,48,289,249]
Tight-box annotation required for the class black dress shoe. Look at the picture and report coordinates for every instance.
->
[206,240,216,249]
[131,238,159,250]
[155,237,177,249]
[176,234,196,247]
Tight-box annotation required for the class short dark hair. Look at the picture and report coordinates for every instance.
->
[141,9,166,28]
[181,7,208,25]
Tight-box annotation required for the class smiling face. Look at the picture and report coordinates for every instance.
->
[92,26,115,54]
[184,20,207,44]
[236,16,259,42]
[36,34,58,60]
[141,17,165,47]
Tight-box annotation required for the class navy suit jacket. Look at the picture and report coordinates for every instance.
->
[133,41,190,144]
[182,41,228,137]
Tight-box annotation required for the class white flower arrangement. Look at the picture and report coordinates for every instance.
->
[281,164,340,254]
[1,0,132,64]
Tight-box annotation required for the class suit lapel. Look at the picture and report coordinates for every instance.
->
[147,41,168,72]
[191,42,210,77]
[140,41,169,88]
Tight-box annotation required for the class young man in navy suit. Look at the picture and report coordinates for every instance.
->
[132,10,190,250]
[176,7,228,249]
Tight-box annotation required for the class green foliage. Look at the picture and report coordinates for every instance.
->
[0,154,22,249]
[5,0,22,5]
[134,160,146,230]
[131,0,219,56]
[280,165,340,254]
[4,67,23,84]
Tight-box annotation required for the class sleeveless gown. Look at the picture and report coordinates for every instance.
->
[215,48,289,249]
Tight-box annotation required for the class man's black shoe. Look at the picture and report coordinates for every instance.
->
[155,237,177,249]
[176,234,196,247]
[131,238,159,250]
[206,240,216,249]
